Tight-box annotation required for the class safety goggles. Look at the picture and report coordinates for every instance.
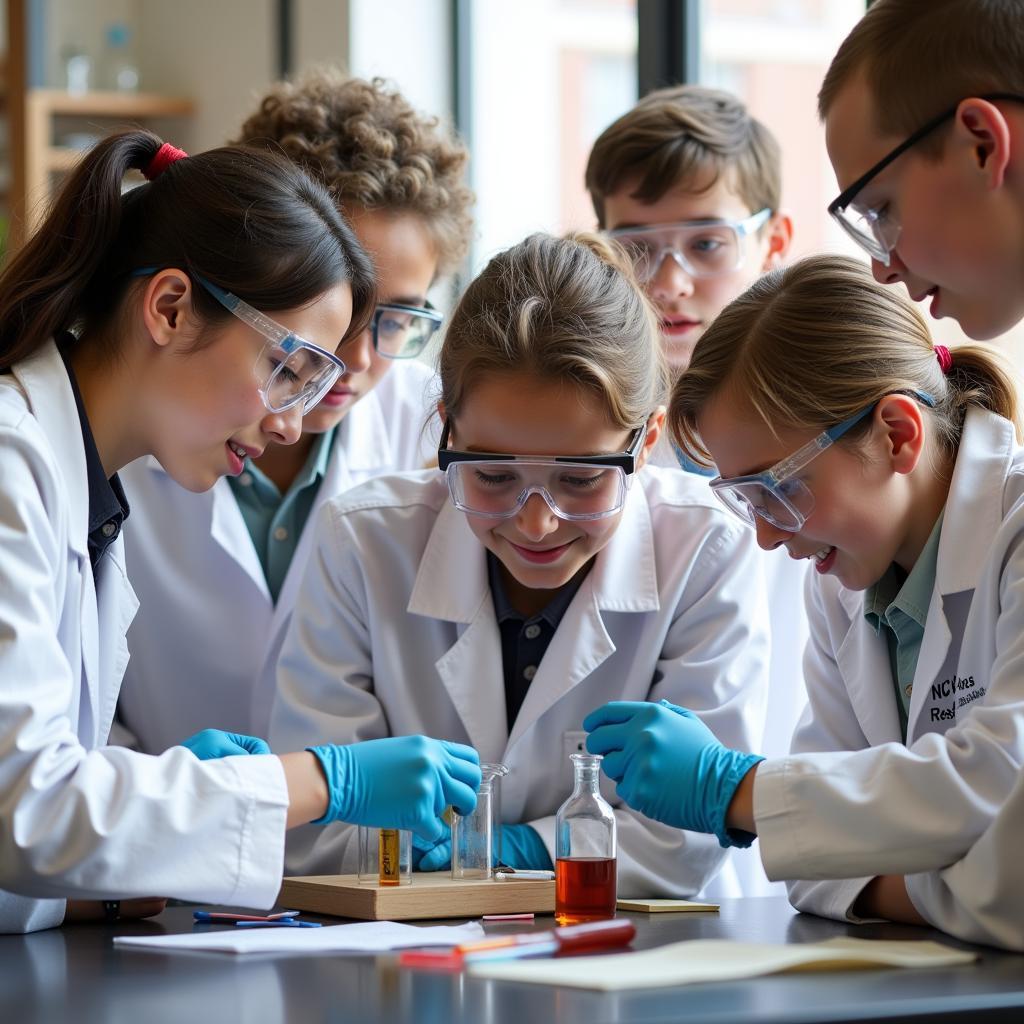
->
[437,420,647,521]
[132,268,346,414]
[827,92,1024,265]
[706,391,935,533]
[372,302,444,359]
[607,208,771,282]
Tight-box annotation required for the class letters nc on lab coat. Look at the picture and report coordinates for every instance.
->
[270,466,770,898]
[0,342,290,934]
[753,408,1024,937]
[117,361,437,751]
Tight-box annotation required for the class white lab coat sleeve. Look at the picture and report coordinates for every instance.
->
[0,426,289,933]
[270,500,382,876]
[526,517,770,898]
[904,767,1024,951]
[757,543,1024,915]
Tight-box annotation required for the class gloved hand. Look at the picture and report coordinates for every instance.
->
[413,821,553,873]
[583,700,764,848]
[182,729,272,759]
[307,736,481,841]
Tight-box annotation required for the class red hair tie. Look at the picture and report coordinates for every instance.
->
[934,344,953,374]
[143,142,188,181]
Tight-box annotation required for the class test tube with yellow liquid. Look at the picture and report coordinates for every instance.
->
[357,826,411,885]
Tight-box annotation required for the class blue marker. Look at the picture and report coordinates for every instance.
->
[235,919,322,928]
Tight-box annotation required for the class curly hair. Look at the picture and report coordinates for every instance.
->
[233,68,474,276]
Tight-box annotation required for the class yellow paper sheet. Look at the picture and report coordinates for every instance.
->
[616,898,719,913]
[467,937,977,991]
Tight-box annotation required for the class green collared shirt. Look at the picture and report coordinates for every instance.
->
[863,510,945,741]
[228,429,335,603]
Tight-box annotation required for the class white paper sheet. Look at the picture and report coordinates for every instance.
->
[468,937,978,991]
[114,920,485,955]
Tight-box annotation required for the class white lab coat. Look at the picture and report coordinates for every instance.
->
[753,408,1024,926]
[0,341,289,934]
[118,360,438,751]
[270,466,770,898]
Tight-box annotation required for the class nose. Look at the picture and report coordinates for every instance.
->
[648,252,695,301]
[514,490,562,542]
[337,328,373,376]
[262,402,305,446]
[754,515,790,552]
[871,250,907,286]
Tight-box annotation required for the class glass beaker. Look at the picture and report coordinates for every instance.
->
[357,827,412,886]
[451,762,509,880]
[555,753,617,924]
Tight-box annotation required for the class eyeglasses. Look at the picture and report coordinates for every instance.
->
[371,302,444,359]
[607,208,772,282]
[827,92,1024,265]
[437,420,647,521]
[132,268,347,414]
[707,391,935,533]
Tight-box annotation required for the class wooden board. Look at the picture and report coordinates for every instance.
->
[279,873,555,921]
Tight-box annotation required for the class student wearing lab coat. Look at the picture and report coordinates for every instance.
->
[0,130,481,934]
[118,73,474,750]
[584,255,1024,935]
[270,232,770,898]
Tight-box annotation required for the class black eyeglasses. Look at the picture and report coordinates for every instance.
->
[827,92,1024,265]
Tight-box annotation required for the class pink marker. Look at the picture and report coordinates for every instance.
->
[482,913,535,921]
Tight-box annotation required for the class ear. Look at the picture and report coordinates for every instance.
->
[759,211,793,272]
[954,97,1012,189]
[636,406,667,471]
[140,269,195,349]
[874,394,925,476]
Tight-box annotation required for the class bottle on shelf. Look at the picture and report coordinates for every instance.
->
[103,23,139,92]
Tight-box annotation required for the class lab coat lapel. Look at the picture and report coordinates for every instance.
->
[408,501,509,761]
[505,481,659,752]
[907,409,1012,740]
[210,478,270,598]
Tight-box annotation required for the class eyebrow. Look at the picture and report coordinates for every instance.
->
[385,294,427,307]
[609,215,738,231]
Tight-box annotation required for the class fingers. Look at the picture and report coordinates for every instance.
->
[442,777,479,818]
[585,722,630,757]
[411,815,446,844]
[582,701,649,733]
[417,840,453,872]
[442,747,483,792]
[658,699,696,720]
[440,740,481,766]
[600,749,627,782]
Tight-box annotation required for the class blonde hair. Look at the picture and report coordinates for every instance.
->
[585,85,781,227]
[234,69,474,276]
[819,0,1024,148]
[671,255,1021,467]
[440,232,668,431]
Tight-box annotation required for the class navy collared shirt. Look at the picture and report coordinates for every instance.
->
[58,339,130,573]
[488,552,588,729]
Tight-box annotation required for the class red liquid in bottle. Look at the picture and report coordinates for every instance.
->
[555,856,617,925]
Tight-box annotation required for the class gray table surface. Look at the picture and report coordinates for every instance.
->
[2,897,1022,1024]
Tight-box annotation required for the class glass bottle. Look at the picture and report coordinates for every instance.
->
[554,753,617,924]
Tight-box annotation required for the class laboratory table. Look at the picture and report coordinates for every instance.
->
[2,897,1022,1024]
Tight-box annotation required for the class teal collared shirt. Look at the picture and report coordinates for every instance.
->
[863,510,945,741]
[228,429,335,603]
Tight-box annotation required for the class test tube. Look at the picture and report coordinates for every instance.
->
[357,827,411,885]
[451,763,509,880]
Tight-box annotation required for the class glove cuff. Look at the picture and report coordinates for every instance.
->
[306,745,350,825]
[707,750,765,849]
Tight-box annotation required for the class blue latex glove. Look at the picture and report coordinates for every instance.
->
[182,729,271,759]
[583,700,764,848]
[413,822,553,873]
[307,736,481,841]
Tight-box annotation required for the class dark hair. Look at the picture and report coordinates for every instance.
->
[0,129,376,370]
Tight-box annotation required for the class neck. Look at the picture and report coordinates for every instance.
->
[498,557,593,618]
[893,443,954,574]
[252,433,319,493]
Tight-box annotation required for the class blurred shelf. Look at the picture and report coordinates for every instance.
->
[29,89,195,119]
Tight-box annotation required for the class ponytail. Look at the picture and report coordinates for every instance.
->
[939,344,1022,448]
[0,129,376,372]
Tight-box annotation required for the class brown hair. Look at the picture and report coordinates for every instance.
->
[670,254,1021,466]
[0,129,376,370]
[440,232,668,431]
[585,84,781,227]
[819,0,1024,147]
[234,69,474,276]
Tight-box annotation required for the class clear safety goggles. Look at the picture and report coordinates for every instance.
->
[607,208,771,282]
[827,92,1024,266]
[372,302,444,359]
[437,420,647,521]
[706,391,935,533]
[132,268,346,414]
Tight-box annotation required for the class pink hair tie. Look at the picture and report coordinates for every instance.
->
[934,344,953,374]
[143,142,188,181]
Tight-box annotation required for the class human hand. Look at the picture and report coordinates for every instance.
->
[583,700,763,847]
[64,897,167,923]
[307,736,481,841]
[413,821,553,872]
[181,729,272,759]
